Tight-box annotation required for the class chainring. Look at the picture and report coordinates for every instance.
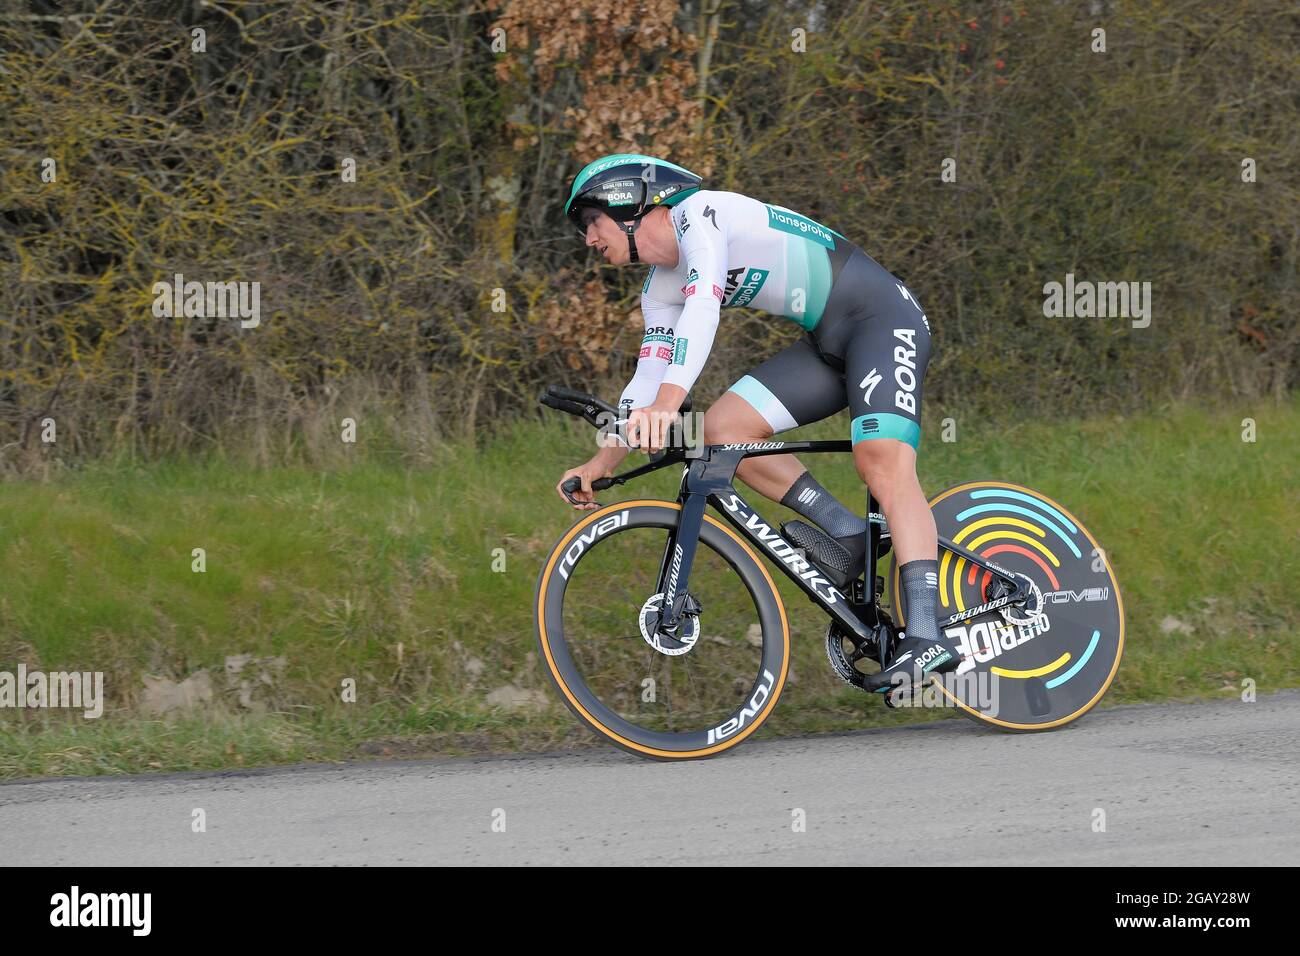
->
[825,623,893,692]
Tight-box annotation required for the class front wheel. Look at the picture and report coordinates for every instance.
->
[535,500,789,759]
[888,480,1125,731]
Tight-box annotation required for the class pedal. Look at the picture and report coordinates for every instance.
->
[782,520,859,590]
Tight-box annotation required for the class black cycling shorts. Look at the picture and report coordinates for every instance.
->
[726,247,932,448]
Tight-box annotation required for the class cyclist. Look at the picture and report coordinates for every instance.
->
[554,153,962,692]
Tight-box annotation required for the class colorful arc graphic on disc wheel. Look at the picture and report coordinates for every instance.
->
[889,481,1124,731]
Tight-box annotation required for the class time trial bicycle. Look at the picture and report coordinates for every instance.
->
[535,385,1124,760]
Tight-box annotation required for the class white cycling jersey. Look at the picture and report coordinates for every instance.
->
[619,190,847,410]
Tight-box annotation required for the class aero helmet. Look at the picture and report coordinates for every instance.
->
[564,153,703,263]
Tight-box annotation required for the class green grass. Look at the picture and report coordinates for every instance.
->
[1,398,1297,777]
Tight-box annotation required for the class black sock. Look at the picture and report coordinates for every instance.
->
[780,471,866,539]
[899,559,941,644]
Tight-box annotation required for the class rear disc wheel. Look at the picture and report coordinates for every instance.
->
[889,481,1124,731]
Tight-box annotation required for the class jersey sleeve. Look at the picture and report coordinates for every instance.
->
[660,196,727,394]
[618,283,682,412]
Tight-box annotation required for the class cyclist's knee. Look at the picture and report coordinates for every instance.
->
[703,392,772,443]
[853,439,916,497]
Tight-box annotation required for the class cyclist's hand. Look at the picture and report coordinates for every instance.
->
[556,461,611,511]
[626,404,679,454]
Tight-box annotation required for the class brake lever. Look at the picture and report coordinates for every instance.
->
[559,477,586,506]
[560,475,617,508]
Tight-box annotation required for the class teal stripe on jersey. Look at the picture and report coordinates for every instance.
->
[803,242,832,328]
[783,235,832,331]
[784,234,808,326]
[851,413,921,448]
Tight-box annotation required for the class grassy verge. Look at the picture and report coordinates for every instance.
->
[2,397,1296,777]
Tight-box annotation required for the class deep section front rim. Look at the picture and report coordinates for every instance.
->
[535,500,790,759]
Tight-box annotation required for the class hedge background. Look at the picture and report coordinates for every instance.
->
[2,0,1295,471]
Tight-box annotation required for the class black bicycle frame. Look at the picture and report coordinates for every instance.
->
[648,441,1029,646]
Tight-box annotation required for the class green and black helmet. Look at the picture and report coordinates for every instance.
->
[564,153,703,262]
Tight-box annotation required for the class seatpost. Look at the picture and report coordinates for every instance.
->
[864,487,880,596]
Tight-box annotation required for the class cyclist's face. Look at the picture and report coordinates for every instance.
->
[583,210,631,265]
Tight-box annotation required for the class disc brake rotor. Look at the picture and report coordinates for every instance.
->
[998,573,1045,627]
[638,593,700,657]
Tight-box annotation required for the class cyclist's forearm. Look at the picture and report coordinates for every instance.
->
[620,366,666,410]
[591,443,630,471]
[651,383,688,411]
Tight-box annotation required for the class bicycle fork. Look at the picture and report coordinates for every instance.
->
[654,490,708,635]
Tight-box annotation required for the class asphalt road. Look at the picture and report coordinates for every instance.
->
[3,691,1297,865]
